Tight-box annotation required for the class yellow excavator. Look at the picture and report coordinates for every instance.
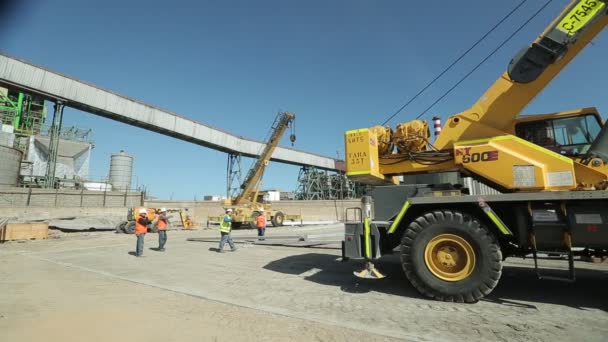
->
[221,111,298,228]
[342,0,608,302]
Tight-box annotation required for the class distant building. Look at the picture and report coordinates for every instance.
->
[257,189,295,202]
[203,195,227,201]
[259,190,281,202]
[26,135,92,180]
[280,191,296,200]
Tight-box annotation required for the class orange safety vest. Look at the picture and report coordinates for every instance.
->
[135,216,147,235]
[157,216,167,230]
[256,214,266,228]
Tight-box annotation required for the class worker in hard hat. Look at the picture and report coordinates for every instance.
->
[218,208,237,252]
[256,208,266,241]
[135,208,151,257]
[157,208,169,251]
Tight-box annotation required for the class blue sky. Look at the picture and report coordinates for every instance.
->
[2,0,607,199]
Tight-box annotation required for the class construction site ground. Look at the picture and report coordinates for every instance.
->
[0,224,606,342]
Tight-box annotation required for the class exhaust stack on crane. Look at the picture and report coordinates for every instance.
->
[432,116,441,137]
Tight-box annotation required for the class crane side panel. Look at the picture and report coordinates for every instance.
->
[455,136,576,191]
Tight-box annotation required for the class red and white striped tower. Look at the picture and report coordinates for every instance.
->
[432,116,441,137]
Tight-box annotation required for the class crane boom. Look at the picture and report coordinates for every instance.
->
[434,0,608,150]
[232,112,295,205]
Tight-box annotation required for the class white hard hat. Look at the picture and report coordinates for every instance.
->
[138,208,147,214]
[226,208,233,212]
[259,208,264,212]
[160,208,167,212]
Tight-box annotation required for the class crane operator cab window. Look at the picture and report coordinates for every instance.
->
[515,114,602,156]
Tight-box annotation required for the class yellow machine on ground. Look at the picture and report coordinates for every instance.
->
[116,207,193,234]
[342,0,608,302]
[219,111,299,228]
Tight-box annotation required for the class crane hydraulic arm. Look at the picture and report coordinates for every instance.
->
[230,112,296,205]
[345,0,608,191]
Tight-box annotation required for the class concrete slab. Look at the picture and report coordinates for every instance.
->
[47,216,121,231]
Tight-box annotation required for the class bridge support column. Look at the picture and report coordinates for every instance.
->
[45,101,64,188]
[226,153,242,199]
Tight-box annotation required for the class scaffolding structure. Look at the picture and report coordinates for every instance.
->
[1,87,96,189]
[1,89,47,163]
[294,166,365,200]
[0,89,46,137]
[40,124,92,142]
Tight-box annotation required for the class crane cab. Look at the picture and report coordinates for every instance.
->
[511,107,604,158]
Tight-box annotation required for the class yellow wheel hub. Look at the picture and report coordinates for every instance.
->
[424,234,475,282]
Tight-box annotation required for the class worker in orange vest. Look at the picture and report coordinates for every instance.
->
[135,208,151,257]
[256,208,266,241]
[157,208,168,251]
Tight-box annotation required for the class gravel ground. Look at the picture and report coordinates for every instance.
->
[0,225,606,341]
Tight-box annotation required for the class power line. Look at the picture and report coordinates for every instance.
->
[415,0,553,120]
[381,0,529,126]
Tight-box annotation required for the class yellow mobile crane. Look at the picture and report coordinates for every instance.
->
[223,111,297,228]
[342,0,608,302]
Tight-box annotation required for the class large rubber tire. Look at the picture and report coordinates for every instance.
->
[401,210,502,303]
[123,221,135,234]
[271,212,284,227]
[115,221,127,233]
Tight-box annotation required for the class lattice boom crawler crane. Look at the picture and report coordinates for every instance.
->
[342,0,608,302]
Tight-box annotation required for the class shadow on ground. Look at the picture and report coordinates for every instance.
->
[263,252,608,310]
[485,263,608,310]
[263,253,422,298]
